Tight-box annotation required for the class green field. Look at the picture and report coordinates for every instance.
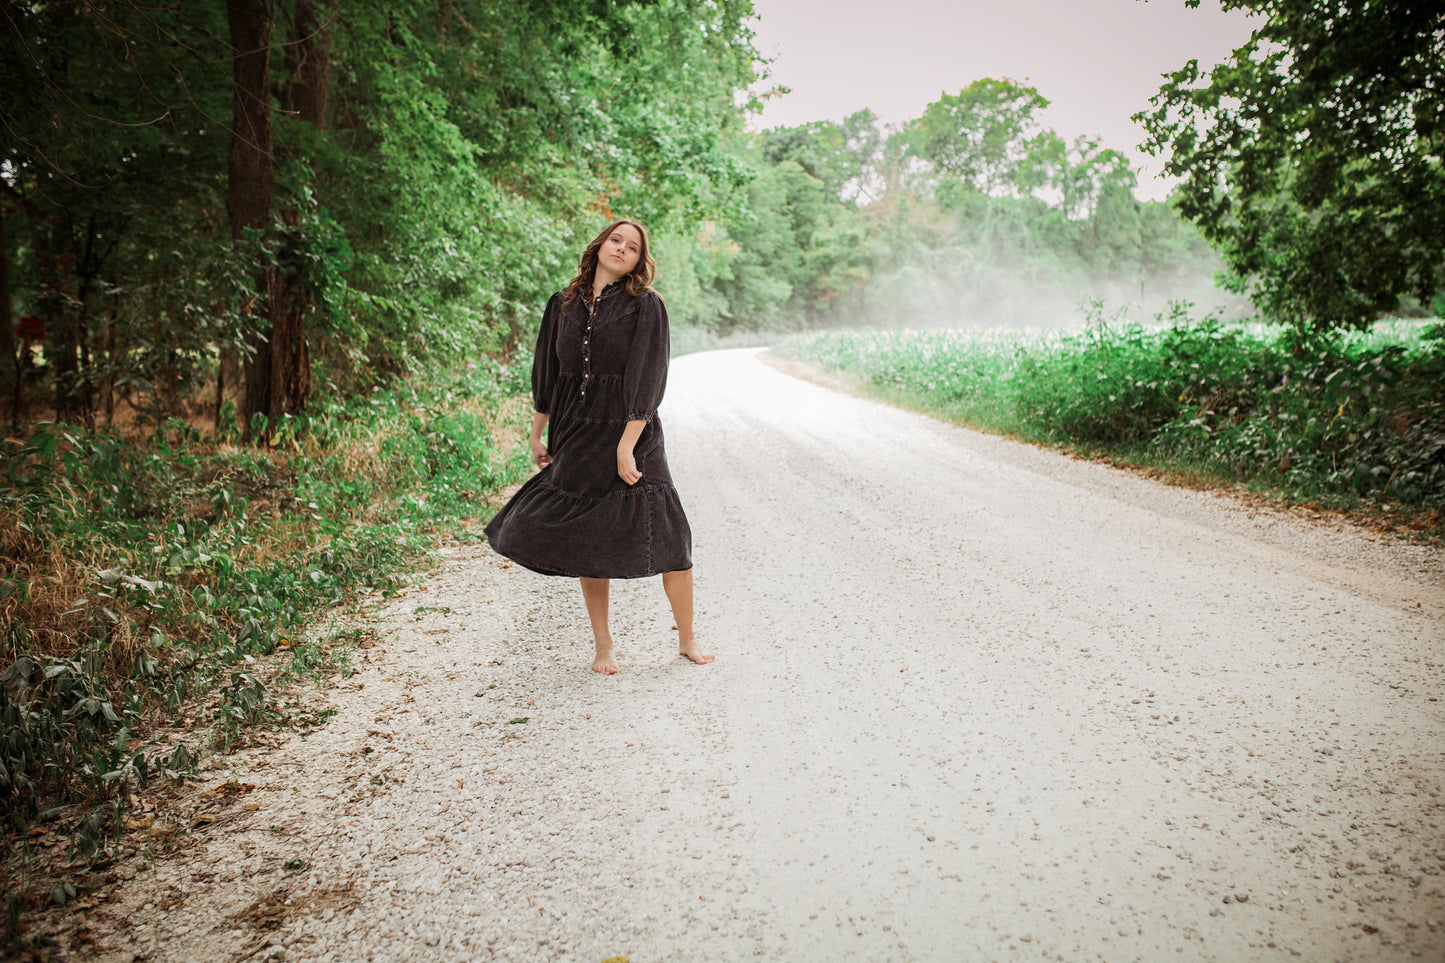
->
[774,311,1444,518]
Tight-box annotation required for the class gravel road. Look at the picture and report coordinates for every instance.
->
[73,347,1443,962]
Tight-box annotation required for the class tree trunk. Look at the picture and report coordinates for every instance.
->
[269,211,313,420]
[214,347,226,432]
[35,212,86,425]
[78,329,95,430]
[72,212,99,429]
[266,0,330,422]
[104,299,117,426]
[228,0,275,441]
[0,201,14,430]
[282,1,329,129]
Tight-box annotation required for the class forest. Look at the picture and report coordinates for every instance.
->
[0,1,1235,436]
[1,0,1441,889]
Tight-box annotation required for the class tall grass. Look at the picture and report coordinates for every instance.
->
[0,358,535,869]
[775,305,1444,516]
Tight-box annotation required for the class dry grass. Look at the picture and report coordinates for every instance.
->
[0,507,149,674]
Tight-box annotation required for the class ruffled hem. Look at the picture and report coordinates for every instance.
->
[484,474,692,579]
[495,548,693,581]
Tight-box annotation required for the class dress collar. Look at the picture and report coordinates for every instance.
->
[588,278,627,309]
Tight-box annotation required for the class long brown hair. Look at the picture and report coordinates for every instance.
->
[562,218,658,306]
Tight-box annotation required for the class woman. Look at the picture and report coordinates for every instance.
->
[484,219,713,674]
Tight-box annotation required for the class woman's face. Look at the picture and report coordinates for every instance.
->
[598,224,643,280]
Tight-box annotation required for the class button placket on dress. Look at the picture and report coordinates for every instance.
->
[580,284,611,400]
[580,309,591,399]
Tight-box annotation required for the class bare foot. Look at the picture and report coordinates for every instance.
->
[592,642,618,675]
[679,638,714,665]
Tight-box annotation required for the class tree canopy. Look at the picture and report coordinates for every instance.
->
[668,79,1220,334]
[1,0,761,430]
[906,78,1054,196]
[1136,0,1445,330]
[2,4,1240,436]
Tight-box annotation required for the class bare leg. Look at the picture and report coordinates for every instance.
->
[579,577,617,674]
[663,568,713,664]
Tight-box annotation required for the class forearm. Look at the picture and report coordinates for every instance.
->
[531,411,549,441]
[617,419,646,453]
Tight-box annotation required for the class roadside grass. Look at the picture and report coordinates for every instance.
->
[0,357,535,922]
[1,322,775,896]
[774,303,1444,533]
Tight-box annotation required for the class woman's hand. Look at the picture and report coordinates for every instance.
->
[617,446,642,485]
[530,412,551,469]
[616,419,646,484]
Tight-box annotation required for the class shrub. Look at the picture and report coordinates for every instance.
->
[0,357,534,858]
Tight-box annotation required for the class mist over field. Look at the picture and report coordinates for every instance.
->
[658,85,1247,339]
[824,257,1246,331]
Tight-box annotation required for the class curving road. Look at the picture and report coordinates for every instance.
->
[79,347,1443,962]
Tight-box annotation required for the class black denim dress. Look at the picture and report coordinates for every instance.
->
[484,281,694,578]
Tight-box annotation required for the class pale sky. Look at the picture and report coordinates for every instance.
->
[747,0,1257,201]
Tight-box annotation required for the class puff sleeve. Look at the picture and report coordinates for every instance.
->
[622,292,670,422]
[531,292,562,414]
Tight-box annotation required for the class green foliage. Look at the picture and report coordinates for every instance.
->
[761,109,881,201]
[906,79,1053,196]
[1137,0,1445,330]
[776,312,1444,511]
[680,82,1226,338]
[0,359,534,853]
[1,0,764,416]
[711,157,868,330]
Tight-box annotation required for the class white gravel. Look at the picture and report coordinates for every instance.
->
[65,347,1444,962]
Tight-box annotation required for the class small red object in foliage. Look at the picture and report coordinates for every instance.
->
[16,316,45,342]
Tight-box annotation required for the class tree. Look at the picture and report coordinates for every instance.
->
[906,79,1053,196]
[1136,0,1445,330]
[1036,135,1136,223]
[762,121,859,200]
[1,0,765,426]
[261,0,331,428]
[227,0,279,437]
[1,2,239,427]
